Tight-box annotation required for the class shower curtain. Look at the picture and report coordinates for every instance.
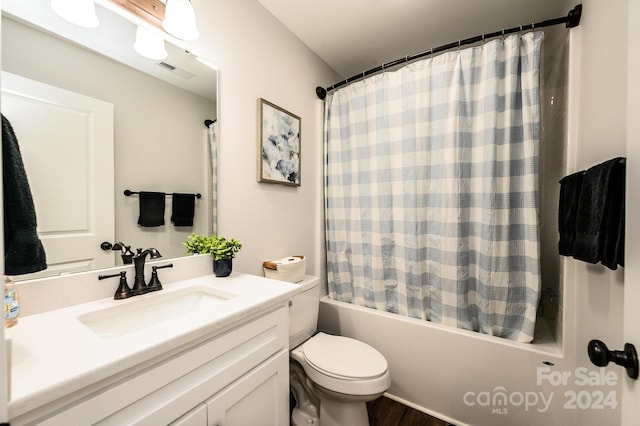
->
[324,32,543,342]
[207,121,218,235]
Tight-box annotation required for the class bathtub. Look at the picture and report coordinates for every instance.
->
[318,296,576,426]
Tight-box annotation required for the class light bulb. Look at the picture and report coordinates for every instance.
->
[133,26,168,60]
[163,0,199,41]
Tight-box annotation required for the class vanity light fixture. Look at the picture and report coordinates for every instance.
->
[133,26,168,60]
[162,0,199,41]
[51,0,99,28]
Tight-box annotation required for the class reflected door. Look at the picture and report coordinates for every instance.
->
[1,71,115,278]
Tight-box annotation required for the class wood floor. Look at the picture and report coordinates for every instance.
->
[367,397,455,426]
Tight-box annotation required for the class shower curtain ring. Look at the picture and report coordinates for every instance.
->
[457,39,461,50]
[501,29,505,42]
[531,22,535,30]
[481,34,485,46]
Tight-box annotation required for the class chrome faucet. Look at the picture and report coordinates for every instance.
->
[131,248,162,295]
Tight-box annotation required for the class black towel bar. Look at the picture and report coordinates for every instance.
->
[124,190,202,199]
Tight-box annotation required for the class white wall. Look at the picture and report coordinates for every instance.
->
[187,0,339,277]
[562,0,627,425]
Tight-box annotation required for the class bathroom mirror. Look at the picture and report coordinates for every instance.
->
[1,0,218,280]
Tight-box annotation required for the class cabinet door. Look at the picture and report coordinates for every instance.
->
[207,351,289,426]
[170,404,207,426]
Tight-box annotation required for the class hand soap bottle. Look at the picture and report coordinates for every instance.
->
[4,276,20,328]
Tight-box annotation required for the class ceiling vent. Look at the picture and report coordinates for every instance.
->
[157,61,194,79]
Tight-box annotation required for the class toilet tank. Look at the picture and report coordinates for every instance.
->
[288,275,321,349]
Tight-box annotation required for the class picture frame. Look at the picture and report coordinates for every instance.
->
[257,98,301,186]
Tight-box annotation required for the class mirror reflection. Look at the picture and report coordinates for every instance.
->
[1,0,218,280]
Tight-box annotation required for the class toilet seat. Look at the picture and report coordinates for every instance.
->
[292,333,391,396]
[302,333,388,381]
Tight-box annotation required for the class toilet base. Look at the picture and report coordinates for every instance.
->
[292,406,320,426]
[290,361,320,426]
[318,395,370,426]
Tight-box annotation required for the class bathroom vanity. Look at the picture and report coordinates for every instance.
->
[5,255,300,425]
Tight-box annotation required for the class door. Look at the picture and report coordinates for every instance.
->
[1,71,115,278]
[622,0,640,423]
[206,352,289,426]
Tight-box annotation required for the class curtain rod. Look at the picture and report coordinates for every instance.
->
[315,4,582,100]
[124,190,202,198]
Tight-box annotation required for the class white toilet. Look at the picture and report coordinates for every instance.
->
[288,276,391,426]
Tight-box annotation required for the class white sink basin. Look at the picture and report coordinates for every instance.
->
[76,285,236,337]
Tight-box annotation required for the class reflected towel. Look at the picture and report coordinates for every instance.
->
[137,191,165,227]
[2,114,47,275]
[171,193,195,227]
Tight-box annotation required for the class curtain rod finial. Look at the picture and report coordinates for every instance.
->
[567,4,582,28]
[316,86,327,100]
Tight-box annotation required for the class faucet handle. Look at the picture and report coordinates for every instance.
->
[147,263,173,292]
[99,271,132,300]
[121,246,135,264]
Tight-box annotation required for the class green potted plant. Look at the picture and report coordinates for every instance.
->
[184,233,242,277]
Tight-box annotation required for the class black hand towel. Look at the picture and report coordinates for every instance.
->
[2,114,47,275]
[558,170,585,256]
[137,191,165,227]
[171,193,196,226]
[573,158,624,265]
[601,158,625,270]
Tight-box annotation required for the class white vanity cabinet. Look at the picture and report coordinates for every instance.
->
[12,305,290,426]
[171,404,207,426]
[170,351,288,426]
[206,350,288,425]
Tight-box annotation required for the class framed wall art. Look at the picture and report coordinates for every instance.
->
[257,98,301,186]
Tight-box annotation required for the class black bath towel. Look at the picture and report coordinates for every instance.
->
[558,170,585,256]
[600,159,625,269]
[2,114,47,275]
[171,193,196,227]
[137,191,165,227]
[572,157,625,267]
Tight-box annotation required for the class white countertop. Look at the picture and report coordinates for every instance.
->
[5,272,302,419]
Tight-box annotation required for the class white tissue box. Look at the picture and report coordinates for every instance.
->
[263,255,305,283]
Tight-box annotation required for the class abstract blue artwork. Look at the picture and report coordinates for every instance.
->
[258,98,301,186]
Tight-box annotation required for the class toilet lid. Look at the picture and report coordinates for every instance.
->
[302,333,388,380]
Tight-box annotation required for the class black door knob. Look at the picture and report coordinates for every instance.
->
[588,339,639,379]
